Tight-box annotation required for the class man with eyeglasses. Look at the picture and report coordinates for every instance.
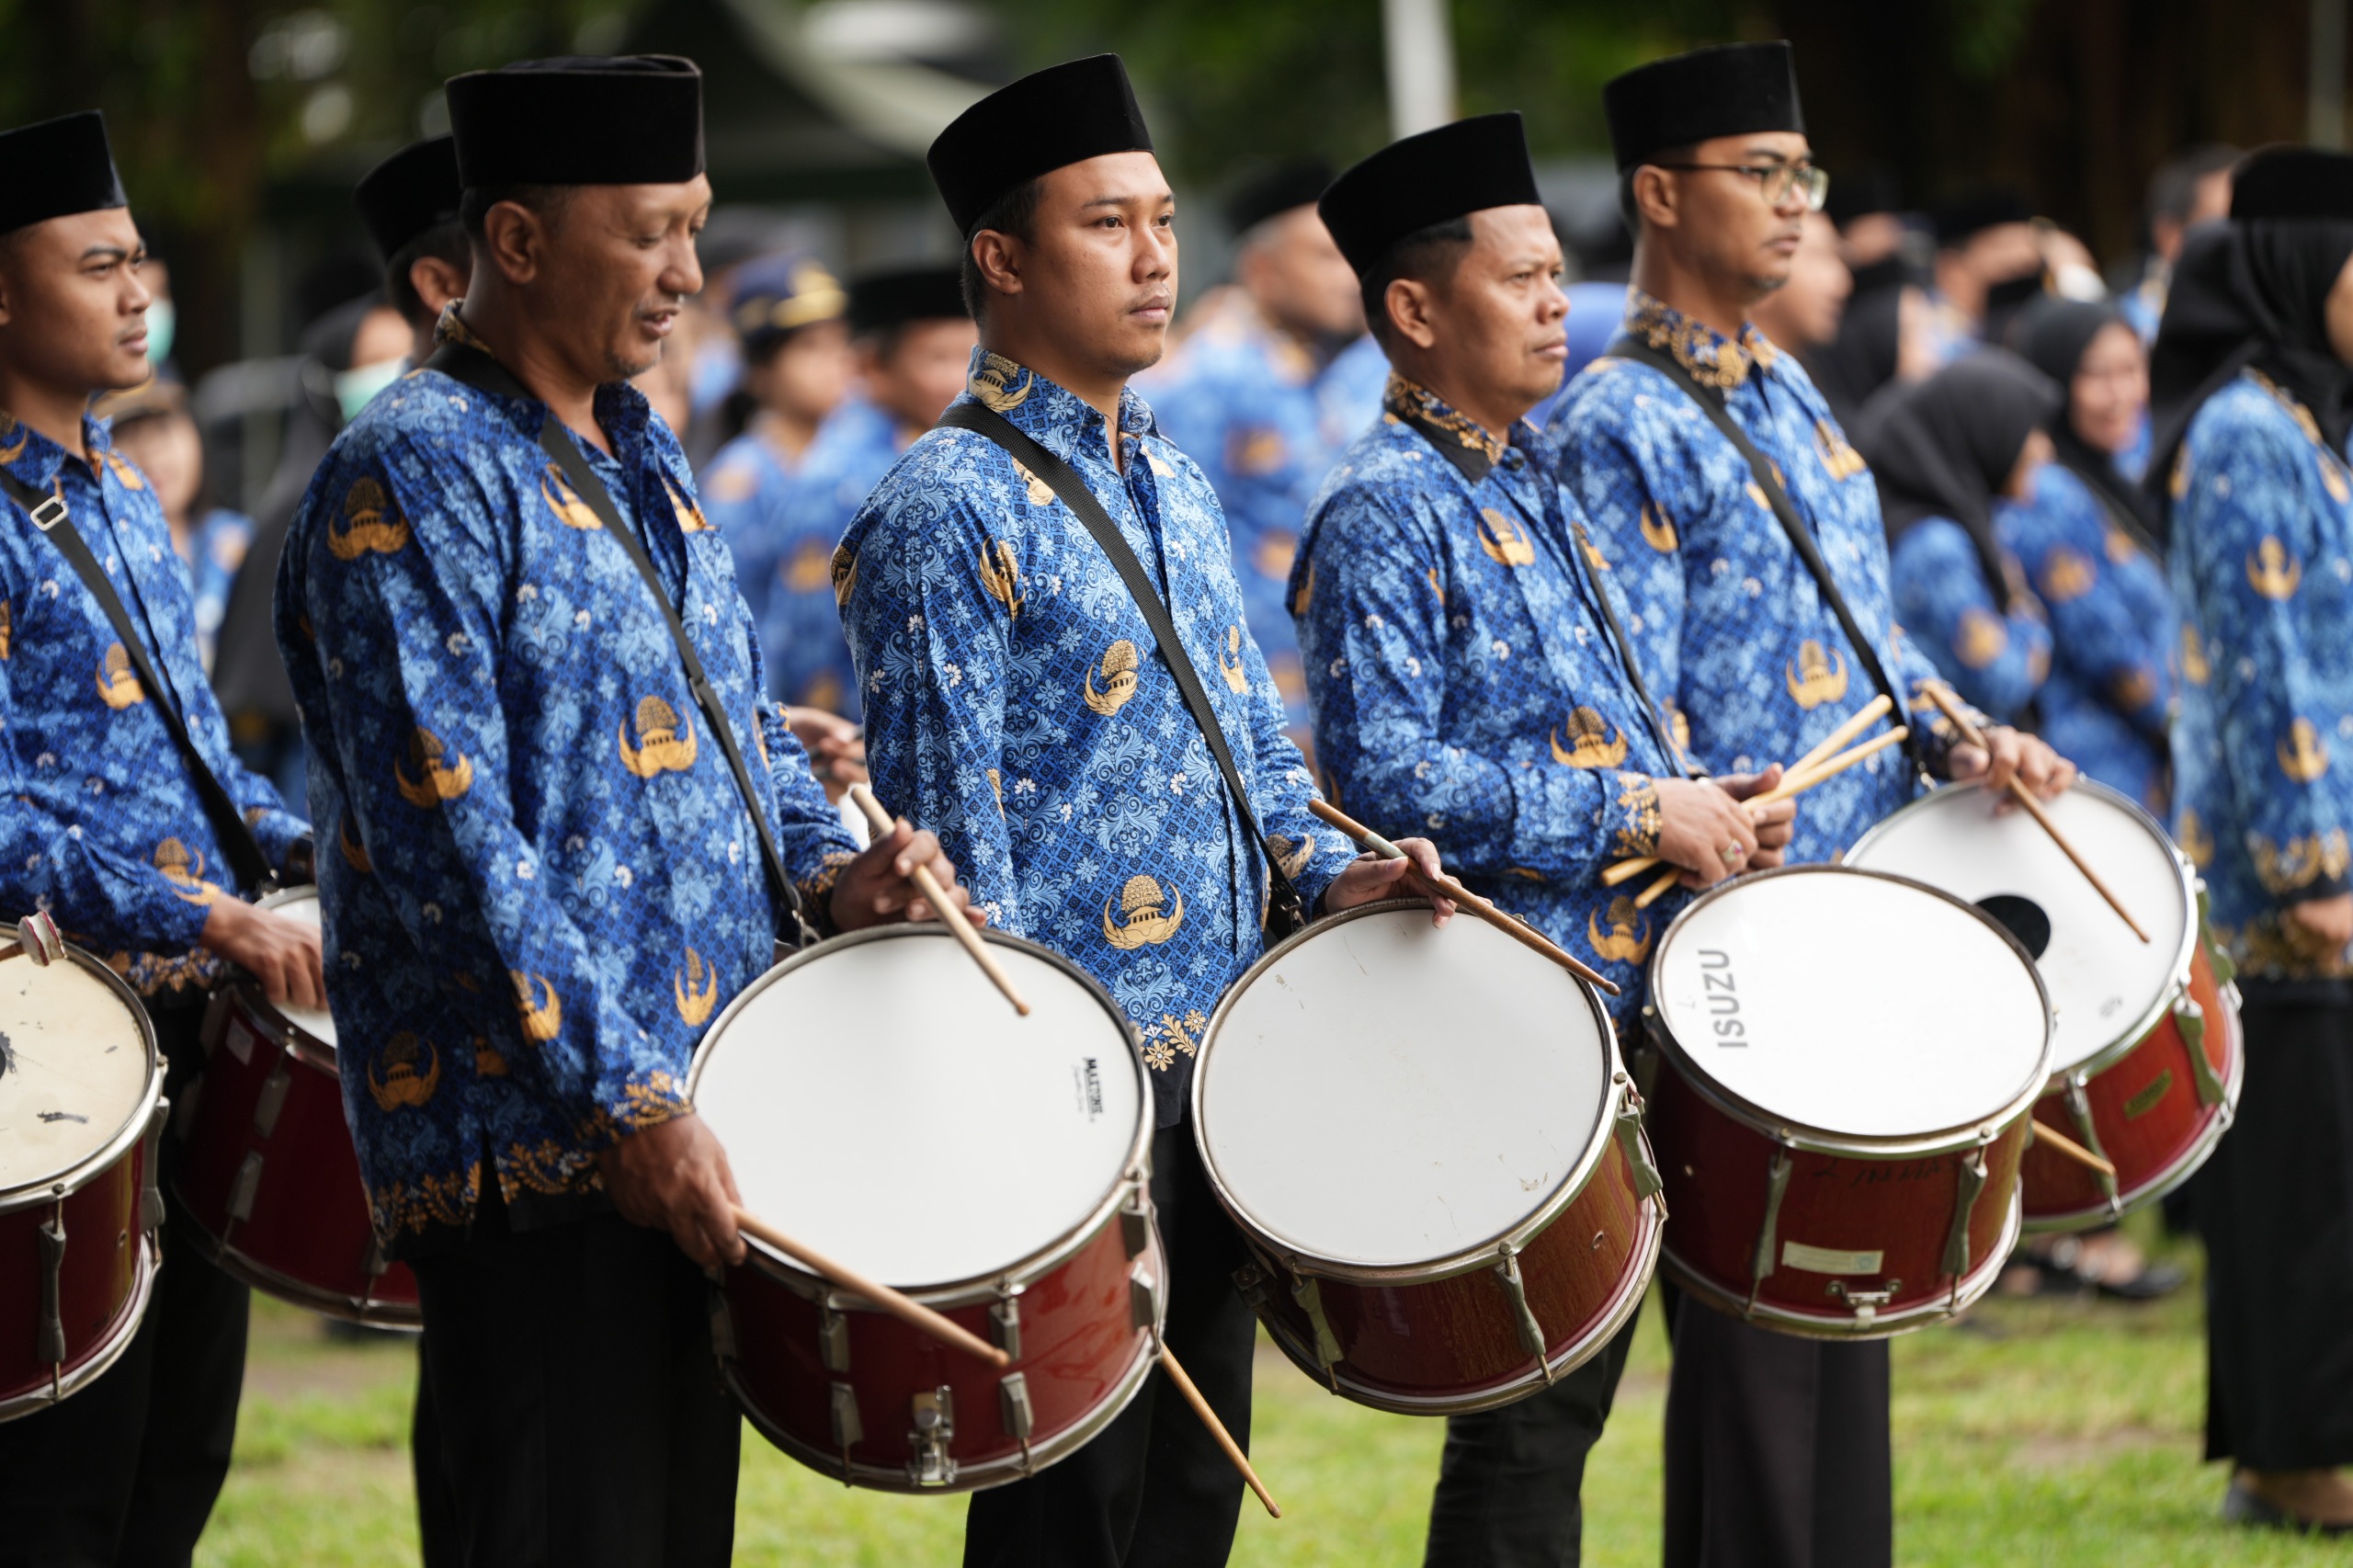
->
[1551,40,2071,1568]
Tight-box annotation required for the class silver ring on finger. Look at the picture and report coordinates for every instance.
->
[1720,843,1745,868]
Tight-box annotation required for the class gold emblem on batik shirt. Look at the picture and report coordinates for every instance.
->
[2247,536,2302,599]
[1955,608,2008,669]
[1290,560,1315,617]
[1550,707,1630,768]
[327,476,412,560]
[1085,640,1141,715]
[674,947,719,1026]
[1587,897,1654,965]
[619,695,699,778]
[1427,567,1448,607]
[786,537,831,594]
[1663,699,1692,757]
[540,463,603,530]
[100,449,144,491]
[1008,459,1055,506]
[2040,547,2097,603]
[1140,1009,1207,1073]
[663,476,713,534]
[0,419,25,463]
[1267,834,1315,880]
[338,815,371,873]
[2176,807,2214,869]
[986,768,1005,817]
[1227,426,1287,477]
[978,538,1024,617]
[2320,450,2352,506]
[2252,828,2352,893]
[2105,527,2141,566]
[830,541,858,608]
[969,352,1033,413]
[2278,717,2330,782]
[1218,626,1250,694]
[511,971,562,1040]
[95,642,144,709]
[2169,446,2193,502]
[1574,522,1610,571]
[1814,419,1867,482]
[153,837,221,904]
[1103,874,1185,949]
[2181,624,2211,685]
[1252,530,1297,583]
[369,1032,442,1111]
[1477,507,1537,567]
[0,597,12,660]
[2110,665,2159,711]
[396,728,474,806]
[1784,640,1849,709]
[1640,503,1678,552]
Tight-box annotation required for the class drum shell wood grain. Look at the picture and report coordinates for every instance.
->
[2020,940,2240,1225]
[1648,1055,2031,1335]
[0,1147,152,1413]
[175,987,419,1324]
[1245,1134,1659,1412]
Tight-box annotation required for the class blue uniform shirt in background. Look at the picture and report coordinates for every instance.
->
[701,424,865,716]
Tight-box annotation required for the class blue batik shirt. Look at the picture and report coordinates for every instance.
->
[276,319,859,1254]
[1,415,306,1002]
[2167,370,2353,981]
[1886,518,2053,728]
[1551,292,1961,864]
[1296,371,1677,1034]
[701,422,863,716]
[762,393,912,720]
[839,348,1358,1126]
[183,506,254,674]
[1142,300,1385,736]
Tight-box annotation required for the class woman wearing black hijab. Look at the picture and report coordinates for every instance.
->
[1860,349,2061,723]
[2008,297,2176,815]
[2157,144,2353,1534]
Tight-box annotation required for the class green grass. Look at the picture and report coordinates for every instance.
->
[195,1222,2353,1566]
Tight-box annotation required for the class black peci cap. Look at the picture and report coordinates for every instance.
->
[926,54,1154,236]
[354,136,461,264]
[0,111,128,235]
[847,266,969,335]
[1929,186,2034,247]
[446,56,704,188]
[1224,158,1335,236]
[2232,145,2353,221]
[1603,42,1804,172]
[1318,113,1542,278]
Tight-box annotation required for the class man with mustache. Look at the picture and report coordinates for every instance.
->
[0,109,324,1561]
[837,53,1449,1568]
[274,57,974,1562]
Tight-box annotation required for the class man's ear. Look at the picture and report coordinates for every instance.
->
[408,254,469,315]
[1631,166,1680,233]
[479,201,546,287]
[971,230,1023,308]
[1384,276,1439,352]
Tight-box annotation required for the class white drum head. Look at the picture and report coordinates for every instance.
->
[256,889,336,1050]
[1845,784,2189,1074]
[691,929,1144,1290]
[0,941,153,1193]
[1653,869,2048,1140]
[1196,907,1613,1269]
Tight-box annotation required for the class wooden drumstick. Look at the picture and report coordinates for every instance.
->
[0,910,61,967]
[1603,728,1910,888]
[1159,1341,1281,1518]
[847,783,1031,1017]
[732,1205,1011,1368]
[2029,1121,2118,1179]
[1789,693,1895,778]
[1920,684,2151,945]
[1306,799,1620,996]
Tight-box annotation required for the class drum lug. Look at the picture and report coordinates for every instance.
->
[990,1283,1023,1361]
[2176,994,2228,1108]
[1745,1146,1794,1319]
[707,1289,738,1360]
[200,986,238,1062]
[998,1369,1037,1475]
[1940,1136,1992,1295]
[1130,1265,1164,1336]
[1492,1241,1554,1383]
[1827,1279,1899,1330]
[2195,881,2238,987]
[1120,1187,1154,1260]
[226,1151,265,1226]
[37,1199,66,1389]
[1611,1073,1667,1213]
[829,1381,863,1477]
[2058,1078,2120,1213]
[819,1303,852,1374]
[140,1098,168,1238]
[1232,1260,1272,1312]
[905,1385,957,1488]
[361,1232,392,1281]
[253,1060,293,1139]
[1289,1271,1345,1383]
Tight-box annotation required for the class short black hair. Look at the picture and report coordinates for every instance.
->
[959,177,1040,324]
[384,218,470,335]
[2147,143,2242,227]
[458,183,573,243]
[1360,215,1474,350]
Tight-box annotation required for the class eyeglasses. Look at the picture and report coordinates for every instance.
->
[1649,161,1830,212]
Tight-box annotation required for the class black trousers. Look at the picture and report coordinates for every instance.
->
[963,1125,1258,1568]
[407,1199,740,1567]
[1420,1306,1643,1567]
[1660,1283,1892,1568]
[2200,994,2353,1470]
[0,1008,250,1568]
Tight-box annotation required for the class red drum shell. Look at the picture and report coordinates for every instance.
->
[175,983,419,1324]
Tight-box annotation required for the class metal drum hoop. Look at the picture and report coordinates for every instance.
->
[0,923,165,1218]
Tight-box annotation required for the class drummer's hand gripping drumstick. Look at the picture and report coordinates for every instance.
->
[0,910,61,966]
[2028,1120,2118,1178]
[1157,1340,1282,1518]
[731,1204,1011,1368]
[1616,727,1912,901]
[1306,799,1620,995]
[847,783,1031,1017]
[1921,683,2151,944]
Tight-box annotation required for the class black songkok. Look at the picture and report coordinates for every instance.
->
[1602,42,1804,172]
[1224,158,1335,236]
[1929,187,2033,248]
[446,56,705,188]
[0,111,127,235]
[2232,145,2353,221]
[354,136,460,264]
[926,55,1154,236]
[847,266,969,335]
[1318,113,1542,278]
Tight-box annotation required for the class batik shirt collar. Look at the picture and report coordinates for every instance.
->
[1381,371,1532,483]
[0,407,114,496]
[963,347,1158,474]
[1621,288,1779,392]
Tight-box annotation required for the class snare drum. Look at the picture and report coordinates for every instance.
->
[692,926,1162,1492]
[1846,781,2242,1229]
[0,924,165,1420]
[1644,867,2052,1336]
[176,888,420,1324]
[1193,903,1664,1414]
